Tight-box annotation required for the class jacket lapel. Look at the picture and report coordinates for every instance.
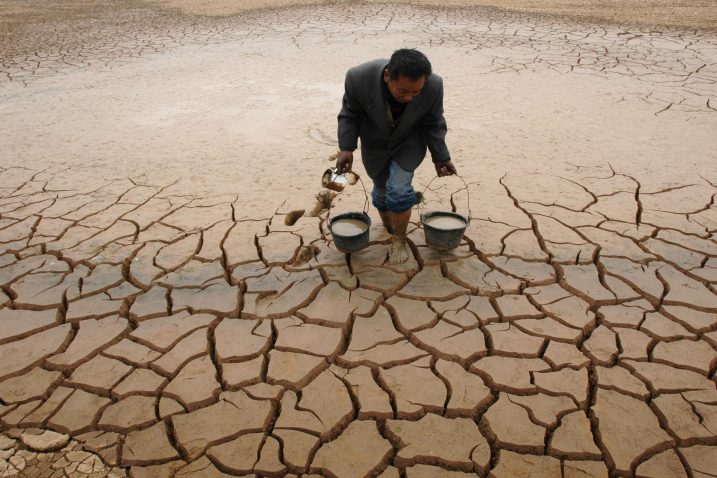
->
[390,94,423,138]
[366,63,425,138]
[367,66,391,134]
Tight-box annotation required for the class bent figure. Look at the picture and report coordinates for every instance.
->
[336,48,457,264]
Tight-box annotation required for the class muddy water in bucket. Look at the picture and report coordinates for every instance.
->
[331,218,369,236]
[327,174,372,253]
[420,175,472,250]
[424,215,466,230]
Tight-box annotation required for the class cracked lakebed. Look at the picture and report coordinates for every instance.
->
[1,1,717,477]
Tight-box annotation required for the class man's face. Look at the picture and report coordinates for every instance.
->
[384,69,426,104]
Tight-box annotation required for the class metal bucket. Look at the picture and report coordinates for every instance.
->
[421,211,469,250]
[327,174,371,253]
[419,174,472,250]
[329,212,371,252]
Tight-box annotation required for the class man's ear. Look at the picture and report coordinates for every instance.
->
[383,69,390,83]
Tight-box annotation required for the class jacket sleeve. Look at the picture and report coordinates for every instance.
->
[337,70,362,152]
[422,78,451,163]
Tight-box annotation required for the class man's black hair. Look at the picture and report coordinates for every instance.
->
[386,49,432,81]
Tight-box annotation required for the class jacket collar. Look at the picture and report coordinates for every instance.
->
[367,64,424,136]
[367,65,390,133]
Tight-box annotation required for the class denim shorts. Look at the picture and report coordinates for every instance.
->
[371,161,416,213]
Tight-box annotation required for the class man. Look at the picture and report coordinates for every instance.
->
[336,49,456,264]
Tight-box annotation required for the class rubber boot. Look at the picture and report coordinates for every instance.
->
[387,208,412,264]
[378,210,393,234]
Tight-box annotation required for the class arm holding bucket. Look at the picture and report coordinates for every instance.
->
[337,70,362,173]
[435,160,457,177]
[336,151,353,174]
[421,76,454,175]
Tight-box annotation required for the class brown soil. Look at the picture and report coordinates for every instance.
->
[2,0,717,31]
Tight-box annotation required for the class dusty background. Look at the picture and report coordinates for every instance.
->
[1,0,716,212]
[147,0,717,30]
[57,0,717,30]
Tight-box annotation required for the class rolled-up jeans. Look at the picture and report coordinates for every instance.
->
[371,161,416,213]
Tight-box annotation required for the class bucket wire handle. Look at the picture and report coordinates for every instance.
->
[357,175,370,214]
[326,171,371,224]
[418,173,472,223]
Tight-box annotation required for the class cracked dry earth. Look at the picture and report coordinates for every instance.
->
[1,168,717,478]
[1,1,717,478]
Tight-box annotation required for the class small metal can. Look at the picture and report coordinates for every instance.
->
[322,168,348,192]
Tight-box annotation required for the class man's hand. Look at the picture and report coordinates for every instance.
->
[435,160,457,177]
[336,151,354,174]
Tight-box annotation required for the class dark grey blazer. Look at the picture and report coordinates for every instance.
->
[337,59,451,179]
